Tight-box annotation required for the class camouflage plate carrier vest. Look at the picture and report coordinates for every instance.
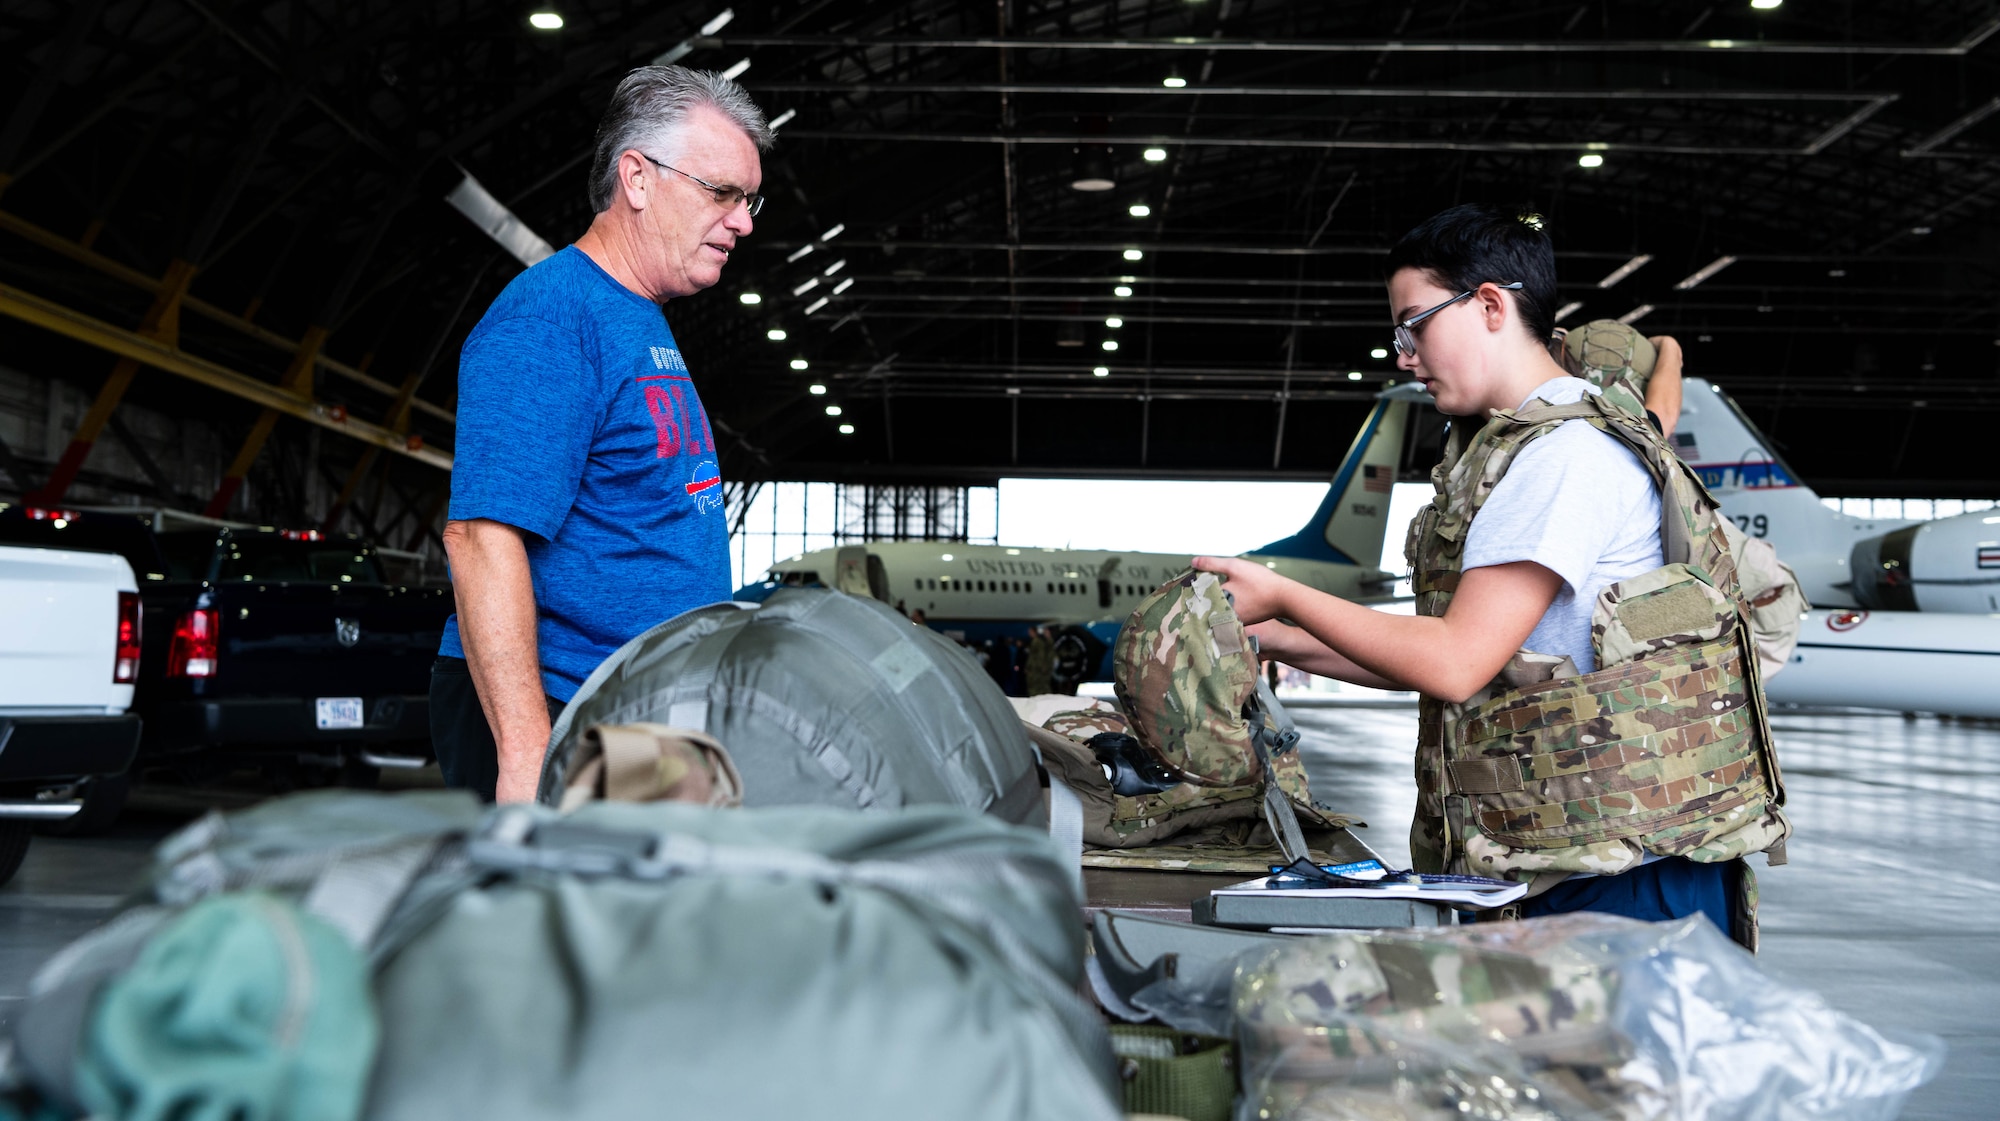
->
[1405,389,1790,882]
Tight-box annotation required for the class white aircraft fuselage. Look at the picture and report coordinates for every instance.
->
[1678,378,2000,613]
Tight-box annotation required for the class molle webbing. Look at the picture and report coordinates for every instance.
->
[1442,637,1768,852]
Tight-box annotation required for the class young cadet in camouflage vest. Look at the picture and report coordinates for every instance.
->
[1196,204,1787,948]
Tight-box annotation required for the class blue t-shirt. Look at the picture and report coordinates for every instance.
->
[439,246,730,701]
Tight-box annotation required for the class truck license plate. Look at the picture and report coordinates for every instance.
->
[316,697,365,730]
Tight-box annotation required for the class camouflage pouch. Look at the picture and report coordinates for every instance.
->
[558,724,744,812]
[1591,562,1734,669]
[1564,318,1656,423]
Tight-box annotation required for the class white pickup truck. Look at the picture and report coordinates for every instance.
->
[0,539,145,884]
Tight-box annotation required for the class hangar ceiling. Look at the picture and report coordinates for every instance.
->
[3,0,1998,532]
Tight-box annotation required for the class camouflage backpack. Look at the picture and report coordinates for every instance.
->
[1032,572,1344,860]
[1405,389,1789,899]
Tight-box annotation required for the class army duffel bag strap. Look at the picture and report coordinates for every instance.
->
[557,723,745,812]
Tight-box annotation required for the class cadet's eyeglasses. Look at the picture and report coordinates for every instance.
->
[647,156,765,217]
[1391,281,1523,357]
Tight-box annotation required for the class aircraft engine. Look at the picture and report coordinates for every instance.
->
[1848,518,2000,613]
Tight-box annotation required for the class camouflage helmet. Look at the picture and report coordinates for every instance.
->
[1564,318,1656,380]
[1113,570,1269,787]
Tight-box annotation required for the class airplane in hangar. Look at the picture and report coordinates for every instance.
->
[1675,377,2000,718]
[736,387,1425,684]
[1675,376,1999,613]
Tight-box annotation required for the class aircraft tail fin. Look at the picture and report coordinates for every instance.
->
[1253,390,1414,566]
[1675,378,1818,502]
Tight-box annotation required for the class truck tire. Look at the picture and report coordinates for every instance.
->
[0,822,30,886]
[39,773,131,837]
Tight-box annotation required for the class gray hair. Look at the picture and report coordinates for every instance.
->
[588,65,773,213]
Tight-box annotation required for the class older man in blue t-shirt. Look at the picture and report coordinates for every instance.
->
[433,67,771,803]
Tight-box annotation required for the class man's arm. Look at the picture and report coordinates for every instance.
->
[1645,335,1684,439]
[443,518,550,803]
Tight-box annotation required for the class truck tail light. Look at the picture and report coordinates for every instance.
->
[114,592,142,683]
[168,608,219,678]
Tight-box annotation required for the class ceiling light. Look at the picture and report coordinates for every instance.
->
[1119,275,1137,283]
[1102,340,1119,351]
[1673,255,1737,290]
[1122,249,1144,261]
[803,296,829,315]
[1910,226,1933,235]
[787,244,815,263]
[1347,371,1363,381]
[1093,366,1110,377]
[1105,317,1123,328]
[767,328,787,341]
[1597,253,1653,288]
[809,383,827,395]
[793,277,819,296]
[720,58,752,81]
[821,223,845,241]
[700,9,735,34]
[790,359,809,370]
[767,108,796,130]
[825,405,842,416]
[1616,304,1655,325]
[1369,347,1388,359]
[1114,286,1133,297]
[739,292,761,305]
[831,277,853,294]
[1071,146,1116,192]
[823,259,846,276]
[1129,204,1151,218]
[528,11,563,29]
[1577,153,1605,168]
[838,423,854,435]
[1163,76,1187,88]
[1143,148,1168,162]
[1828,268,1847,277]
[1553,300,1584,323]
[1750,0,1781,8]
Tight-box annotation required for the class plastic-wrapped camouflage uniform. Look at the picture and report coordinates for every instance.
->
[1233,912,1941,1121]
[1404,388,1789,944]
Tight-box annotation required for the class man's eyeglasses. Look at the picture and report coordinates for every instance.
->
[1391,282,1523,357]
[646,156,765,217]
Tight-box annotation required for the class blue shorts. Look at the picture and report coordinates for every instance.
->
[1519,856,1731,934]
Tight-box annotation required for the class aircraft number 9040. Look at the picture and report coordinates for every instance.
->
[1730,514,1769,538]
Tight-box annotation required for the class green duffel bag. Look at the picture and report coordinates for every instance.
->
[538,589,1045,825]
[10,790,1120,1121]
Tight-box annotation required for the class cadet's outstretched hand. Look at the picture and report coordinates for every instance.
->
[1189,555,1298,625]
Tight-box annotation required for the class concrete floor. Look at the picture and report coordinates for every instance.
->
[3,707,1994,1119]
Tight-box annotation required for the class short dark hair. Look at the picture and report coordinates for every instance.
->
[1385,204,1559,345]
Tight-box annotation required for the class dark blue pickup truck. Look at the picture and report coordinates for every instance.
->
[0,507,450,829]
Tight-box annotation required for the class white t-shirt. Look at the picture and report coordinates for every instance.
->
[1460,377,1663,674]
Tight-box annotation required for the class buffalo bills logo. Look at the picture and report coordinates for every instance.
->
[686,459,723,514]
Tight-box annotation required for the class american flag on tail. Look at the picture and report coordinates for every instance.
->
[1362,464,1393,494]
